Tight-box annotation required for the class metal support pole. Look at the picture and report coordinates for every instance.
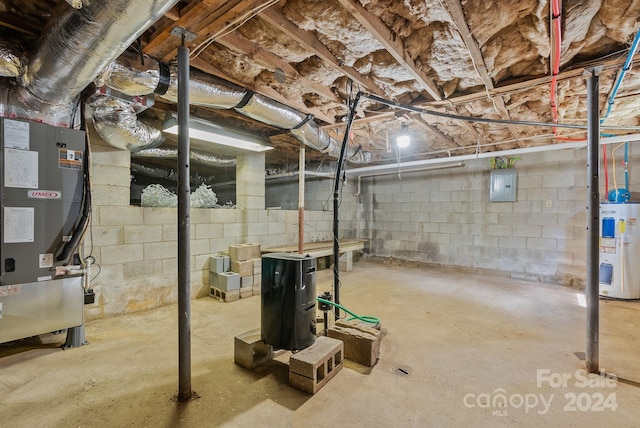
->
[333,91,362,320]
[298,146,305,254]
[176,39,193,401]
[585,67,601,374]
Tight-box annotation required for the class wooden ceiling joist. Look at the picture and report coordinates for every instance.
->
[216,32,339,104]
[336,0,441,101]
[259,6,387,97]
[441,0,523,145]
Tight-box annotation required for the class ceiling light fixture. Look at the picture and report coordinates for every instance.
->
[396,125,411,148]
[163,117,273,152]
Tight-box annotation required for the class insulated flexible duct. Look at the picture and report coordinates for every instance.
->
[89,94,165,151]
[131,162,216,183]
[14,0,179,116]
[101,53,373,164]
[132,147,237,168]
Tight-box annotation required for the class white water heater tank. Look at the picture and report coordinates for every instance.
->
[599,202,640,299]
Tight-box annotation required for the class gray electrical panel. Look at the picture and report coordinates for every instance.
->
[490,169,517,202]
[0,118,85,344]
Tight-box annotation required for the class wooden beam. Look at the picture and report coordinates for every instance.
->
[161,0,267,63]
[0,13,39,36]
[164,5,181,21]
[336,0,441,101]
[412,116,459,148]
[144,0,241,60]
[259,6,387,96]
[217,32,338,102]
[441,0,522,144]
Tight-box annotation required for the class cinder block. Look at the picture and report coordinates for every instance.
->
[339,251,353,272]
[252,283,261,295]
[252,258,262,274]
[209,255,230,273]
[328,323,381,367]
[240,288,253,299]
[209,272,218,288]
[234,329,273,369]
[231,260,253,277]
[254,274,261,286]
[229,244,261,261]
[216,272,240,292]
[289,336,343,394]
[209,286,240,302]
[241,275,254,287]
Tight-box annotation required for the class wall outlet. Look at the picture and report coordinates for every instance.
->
[545,199,553,208]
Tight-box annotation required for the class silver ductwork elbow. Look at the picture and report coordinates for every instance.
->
[88,95,164,151]
[98,52,166,95]
[100,50,373,163]
[16,0,179,112]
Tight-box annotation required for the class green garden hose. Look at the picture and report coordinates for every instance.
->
[316,296,380,324]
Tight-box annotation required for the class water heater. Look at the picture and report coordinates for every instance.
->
[599,202,640,299]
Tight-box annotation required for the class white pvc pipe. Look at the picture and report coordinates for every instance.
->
[345,133,640,175]
[354,162,465,196]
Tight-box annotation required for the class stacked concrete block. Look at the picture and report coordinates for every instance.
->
[328,320,382,367]
[231,260,253,277]
[241,276,254,287]
[209,286,240,302]
[229,243,261,262]
[289,336,344,394]
[252,258,262,295]
[209,271,241,302]
[234,329,273,369]
[228,245,261,298]
[209,255,230,273]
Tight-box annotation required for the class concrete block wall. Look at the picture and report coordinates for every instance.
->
[354,147,640,287]
[85,127,356,319]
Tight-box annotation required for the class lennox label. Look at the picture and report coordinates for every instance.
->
[27,190,61,199]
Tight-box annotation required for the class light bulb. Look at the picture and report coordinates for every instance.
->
[397,135,410,148]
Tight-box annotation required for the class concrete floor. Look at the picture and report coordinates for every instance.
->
[2,262,640,427]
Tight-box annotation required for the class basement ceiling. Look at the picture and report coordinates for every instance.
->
[3,0,640,171]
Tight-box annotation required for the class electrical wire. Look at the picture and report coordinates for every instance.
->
[190,0,280,59]
[363,92,640,132]
[611,142,627,193]
[550,0,562,129]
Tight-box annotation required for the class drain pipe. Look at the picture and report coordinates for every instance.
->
[585,68,601,374]
[354,162,465,196]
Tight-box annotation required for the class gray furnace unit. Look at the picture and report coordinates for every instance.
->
[261,253,317,351]
[0,118,85,344]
